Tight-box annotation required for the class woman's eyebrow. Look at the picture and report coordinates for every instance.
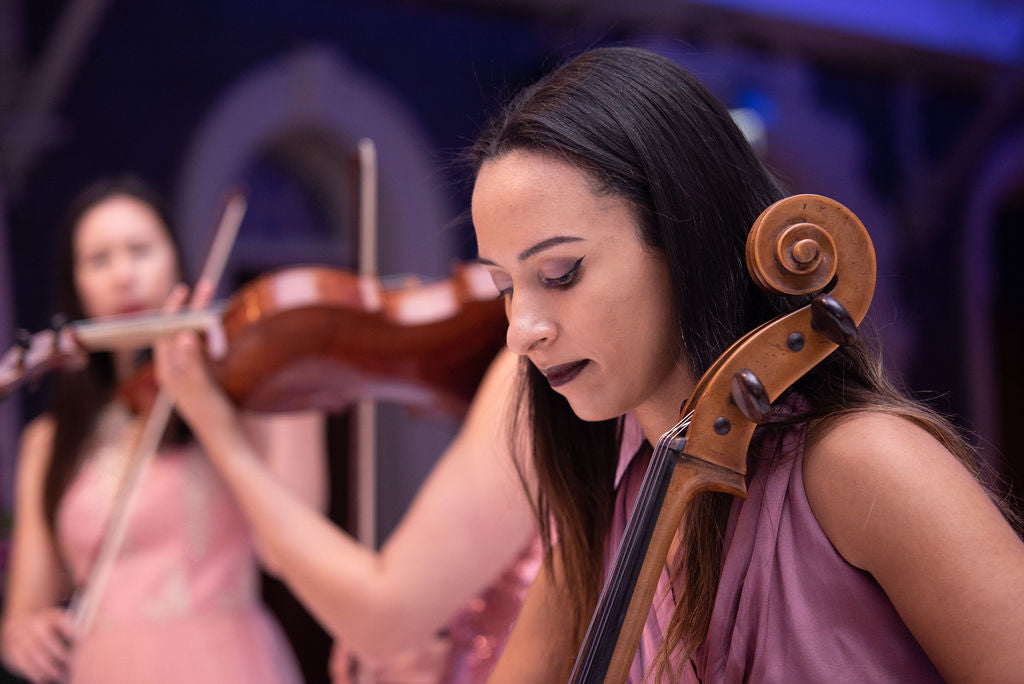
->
[477,235,584,267]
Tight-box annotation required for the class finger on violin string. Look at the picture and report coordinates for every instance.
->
[189,277,215,311]
[204,322,227,361]
[155,338,188,380]
[161,283,190,314]
[188,278,227,359]
[38,628,68,667]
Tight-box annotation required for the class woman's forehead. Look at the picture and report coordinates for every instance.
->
[473,156,638,265]
[475,153,625,225]
[74,196,168,246]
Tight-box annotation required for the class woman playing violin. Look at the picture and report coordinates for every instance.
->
[465,47,1024,682]
[153,280,540,683]
[1,176,323,683]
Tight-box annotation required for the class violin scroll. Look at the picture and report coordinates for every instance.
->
[0,322,88,400]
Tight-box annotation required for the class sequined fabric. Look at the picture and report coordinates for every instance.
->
[329,537,542,684]
[438,538,542,683]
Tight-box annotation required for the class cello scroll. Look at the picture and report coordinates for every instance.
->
[682,194,876,473]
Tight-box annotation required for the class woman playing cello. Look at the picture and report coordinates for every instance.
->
[462,47,1024,682]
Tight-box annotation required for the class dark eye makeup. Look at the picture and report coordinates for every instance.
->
[491,273,513,297]
[541,256,584,288]
[489,255,584,298]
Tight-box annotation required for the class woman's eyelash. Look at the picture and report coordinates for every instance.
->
[542,257,584,287]
[493,256,583,297]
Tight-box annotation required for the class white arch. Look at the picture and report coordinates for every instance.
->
[173,44,454,281]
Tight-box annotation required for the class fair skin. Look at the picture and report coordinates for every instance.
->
[474,150,1024,683]
[475,151,696,441]
[1,195,325,683]
[151,289,537,662]
[803,415,1024,683]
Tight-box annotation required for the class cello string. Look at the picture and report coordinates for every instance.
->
[573,412,692,673]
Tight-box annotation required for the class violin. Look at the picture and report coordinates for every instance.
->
[0,263,508,416]
[569,194,876,682]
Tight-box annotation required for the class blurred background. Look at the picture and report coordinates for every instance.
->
[1,0,1022,681]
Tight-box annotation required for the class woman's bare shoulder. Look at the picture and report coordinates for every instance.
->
[802,410,998,569]
[18,415,56,463]
[801,411,1024,681]
[803,409,960,478]
[14,414,58,496]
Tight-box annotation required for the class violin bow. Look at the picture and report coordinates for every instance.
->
[354,138,379,554]
[70,190,247,635]
[351,137,382,684]
[569,195,876,682]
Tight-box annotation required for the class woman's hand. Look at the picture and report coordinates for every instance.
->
[152,279,228,428]
[1,608,75,683]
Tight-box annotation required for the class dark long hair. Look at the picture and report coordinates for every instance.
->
[472,46,1013,677]
[43,175,182,532]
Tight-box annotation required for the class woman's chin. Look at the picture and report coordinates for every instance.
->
[565,397,619,423]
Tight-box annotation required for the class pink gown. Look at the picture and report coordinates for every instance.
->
[56,409,302,684]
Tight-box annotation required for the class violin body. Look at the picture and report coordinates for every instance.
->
[216,264,508,414]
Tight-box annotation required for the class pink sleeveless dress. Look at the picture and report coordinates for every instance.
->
[56,409,302,684]
[609,406,944,683]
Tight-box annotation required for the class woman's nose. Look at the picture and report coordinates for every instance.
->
[505,295,557,356]
[110,253,138,288]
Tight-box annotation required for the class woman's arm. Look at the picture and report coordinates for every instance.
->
[155,290,538,659]
[1,416,76,683]
[240,410,328,514]
[804,412,1024,683]
[487,550,577,683]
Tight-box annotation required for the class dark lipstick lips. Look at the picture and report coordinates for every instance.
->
[116,303,146,315]
[542,360,589,388]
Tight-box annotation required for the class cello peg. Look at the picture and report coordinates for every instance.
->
[50,313,70,331]
[810,295,858,346]
[14,329,32,352]
[731,368,772,424]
